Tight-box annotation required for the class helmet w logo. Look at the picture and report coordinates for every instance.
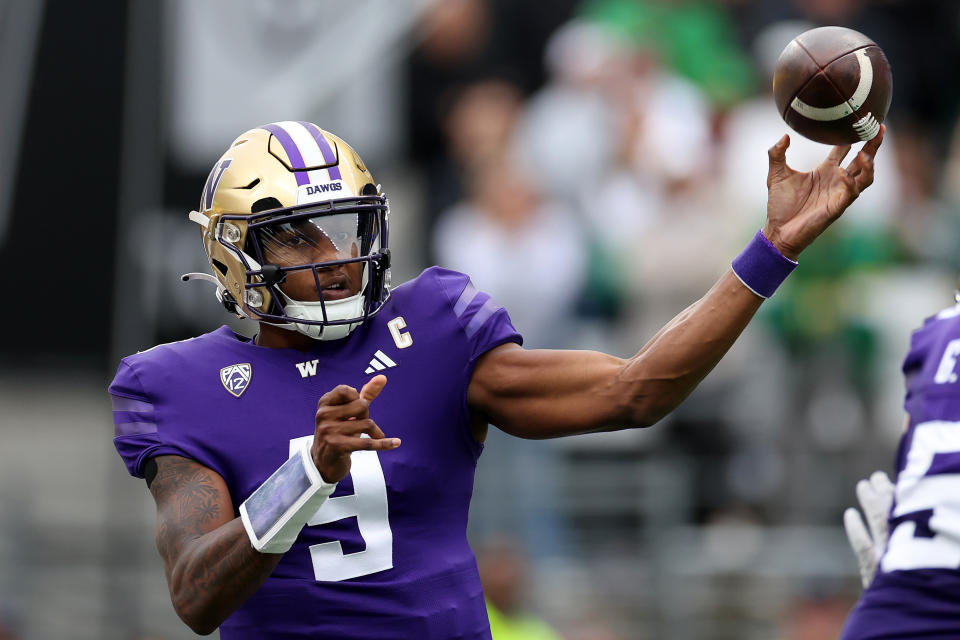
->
[201,158,233,212]
[220,363,252,397]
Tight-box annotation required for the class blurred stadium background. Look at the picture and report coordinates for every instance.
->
[2,0,960,638]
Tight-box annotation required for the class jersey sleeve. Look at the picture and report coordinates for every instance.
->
[902,324,928,419]
[109,359,201,478]
[431,267,523,362]
[902,307,960,423]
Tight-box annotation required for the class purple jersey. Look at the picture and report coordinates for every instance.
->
[842,305,960,639]
[109,268,522,639]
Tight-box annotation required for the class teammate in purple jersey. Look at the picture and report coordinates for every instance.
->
[110,120,883,638]
[841,303,960,639]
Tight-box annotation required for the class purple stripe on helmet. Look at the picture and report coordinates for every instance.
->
[203,159,233,211]
[201,168,215,211]
[111,395,154,413]
[299,121,342,180]
[261,123,309,186]
[115,421,158,437]
[465,298,502,338]
[453,282,479,318]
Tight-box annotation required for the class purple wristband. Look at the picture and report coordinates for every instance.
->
[731,230,797,298]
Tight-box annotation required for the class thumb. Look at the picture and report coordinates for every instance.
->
[843,507,877,588]
[767,134,790,186]
[360,375,388,403]
[863,471,894,549]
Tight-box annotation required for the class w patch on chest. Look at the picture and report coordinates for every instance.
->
[220,363,252,397]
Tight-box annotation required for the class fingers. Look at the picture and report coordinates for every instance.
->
[843,469,892,590]
[863,471,894,547]
[320,384,360,406]
[318,377,387,420]
[825,143,852,167]
[856,472,894,515]
[320,376,387,407]
[834,169,860,207]
[366,422,387,439]
[766,134,790,186]
[856,478,881,534]
[844,128,884,193]
[319,417,381,437]
[843,507,873,555]
[314,417,401,454]
[360,375,388,403]
[845,124,884,173]
[843,507,879,588]
[868,469,894,496]
[314,419,401,460]
[318,400,373,422]
[323,433,402,452]
[861,123,885,158]
[315,378,399,456]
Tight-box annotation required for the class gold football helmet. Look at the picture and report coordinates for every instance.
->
[185,121,390,340]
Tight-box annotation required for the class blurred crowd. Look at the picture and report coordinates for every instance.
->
[401,0,960,638]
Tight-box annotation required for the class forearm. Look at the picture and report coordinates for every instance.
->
[164,518,281,635]
[150,455,282,635]
[471,271,764,437]
[474,132,883,437]
[619,270,762,424]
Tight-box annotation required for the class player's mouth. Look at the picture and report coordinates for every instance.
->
[318,274,355,301]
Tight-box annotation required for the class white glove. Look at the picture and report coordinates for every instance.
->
[843,470,895,588]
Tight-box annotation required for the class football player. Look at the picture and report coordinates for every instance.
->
[109,121,883,638]
[841,300,960,639]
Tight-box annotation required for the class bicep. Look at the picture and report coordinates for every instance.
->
[148,455,235,574]
[467,343,630,438]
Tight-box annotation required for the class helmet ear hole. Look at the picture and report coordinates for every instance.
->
[251,197,282,213]
[361,183,378,196]
[212,259,229,276]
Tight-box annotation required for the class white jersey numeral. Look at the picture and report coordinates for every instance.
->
[289,436,393,581]
[883,420,960,571]
[933,339,960,383]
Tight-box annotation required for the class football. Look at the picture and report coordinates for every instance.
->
[773,26,892,145]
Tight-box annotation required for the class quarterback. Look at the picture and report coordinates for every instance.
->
[842,301,960,639]
[109,120,883,638]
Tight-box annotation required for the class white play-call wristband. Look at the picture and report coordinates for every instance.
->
[239,443,338,554]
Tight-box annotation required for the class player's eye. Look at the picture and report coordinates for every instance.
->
[274,228,313,248]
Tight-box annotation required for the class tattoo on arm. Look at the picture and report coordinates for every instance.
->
[148,456,280,631]
[150,456,226,565]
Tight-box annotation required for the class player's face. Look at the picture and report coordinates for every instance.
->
[259,214,364,302]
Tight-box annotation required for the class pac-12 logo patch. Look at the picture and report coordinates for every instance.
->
[220,363,252,397]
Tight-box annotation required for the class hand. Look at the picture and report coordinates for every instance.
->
[762,125,884,260]
[311,375,400,483]
[843,470,894,588]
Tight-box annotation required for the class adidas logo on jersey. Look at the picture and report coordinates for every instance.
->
[365,350,397,375]
[293,350,398,379]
